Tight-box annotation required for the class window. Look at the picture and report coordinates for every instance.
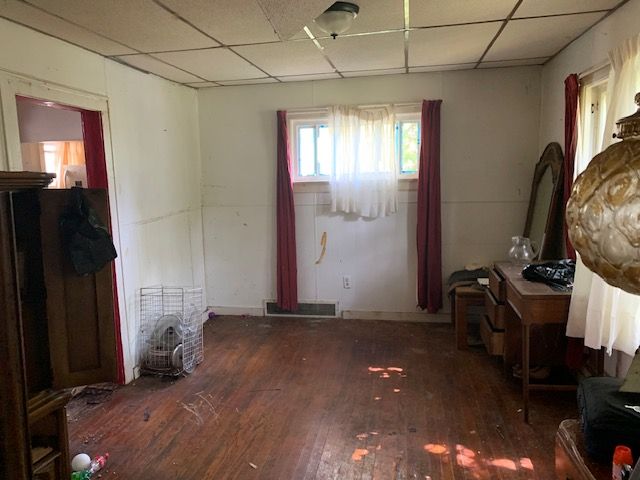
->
[577,75,608,174]
[395,116,420,176]
[290,109,421,181]
[296,123,331,178]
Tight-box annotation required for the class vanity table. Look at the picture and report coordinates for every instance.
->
[492,262,574,423]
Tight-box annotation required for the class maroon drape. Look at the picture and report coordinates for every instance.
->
[563,75,585,370]
[276,111,298,311]
[417,100,443,313]
[563,74,579,260]
[81,110,125,384]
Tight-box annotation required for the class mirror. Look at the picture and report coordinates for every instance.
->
[523,142,564,260]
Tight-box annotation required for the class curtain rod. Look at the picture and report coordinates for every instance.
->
[287,102,421,115]
[578,60,609,79]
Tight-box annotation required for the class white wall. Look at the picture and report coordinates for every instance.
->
[0,18,205,382]
[539,0,640,150]
[198,68,541,317]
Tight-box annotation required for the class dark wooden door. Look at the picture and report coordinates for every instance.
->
[38,189,118,389]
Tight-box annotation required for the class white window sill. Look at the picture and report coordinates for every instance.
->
[293,178,418,194]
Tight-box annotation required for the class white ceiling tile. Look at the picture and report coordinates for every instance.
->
[114,54,204,83]
[321,32,405,71]
[478,57,547,68]
[278,73,341,82]
[0,1,135,55]
[409,64,475,73]
[218,78,279,86]
[308,0,404,36]
[410,0,517,27]
[484,12,606,61]
[515,0,620,18]
[342,68,406,78]
[234,40,333,76]
[154,48,266,81]
[256,0,333,40]
[156,0,279,45]
[186,82,221,87]
[409,23,501,67]
[25,0,218,51]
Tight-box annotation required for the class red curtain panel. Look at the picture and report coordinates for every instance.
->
[417,100,443,313]
[276,111,298,311]
[81,110,125,384]
[563,74,579,260]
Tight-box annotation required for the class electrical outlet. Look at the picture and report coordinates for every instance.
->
[343,275,352,289]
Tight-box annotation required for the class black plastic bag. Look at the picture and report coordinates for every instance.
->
[522,259,575,291]
[59,187,117,275]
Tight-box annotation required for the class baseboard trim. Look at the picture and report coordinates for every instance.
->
[342,310,449,323]
[208,306,263,316]
[209,305,450,323]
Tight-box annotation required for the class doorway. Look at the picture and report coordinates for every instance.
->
[15,95,125,384]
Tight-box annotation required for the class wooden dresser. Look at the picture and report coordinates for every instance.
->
[481,265,507,355]
[486,262,573,422]
[0,172,118,480]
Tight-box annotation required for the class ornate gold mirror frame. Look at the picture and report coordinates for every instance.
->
[523,142,565,260]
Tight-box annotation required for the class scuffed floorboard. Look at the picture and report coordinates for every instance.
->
[68,316,576,479]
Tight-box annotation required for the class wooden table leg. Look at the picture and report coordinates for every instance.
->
[522,323,530,423]
[450,293,455,325]
[455,294,468,350]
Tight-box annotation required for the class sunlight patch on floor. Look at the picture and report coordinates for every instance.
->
[423,442,535,477]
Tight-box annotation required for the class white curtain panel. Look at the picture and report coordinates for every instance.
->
[329,105,398,218]
[566,33,640,356]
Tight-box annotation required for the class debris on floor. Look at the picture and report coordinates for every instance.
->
[74,384,118,405]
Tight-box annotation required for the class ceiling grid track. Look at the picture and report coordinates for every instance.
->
[474,0,524,69]
[153,0,281,83]
[0,0,629,87]
[544,0,631,65]
[304,26,344,79]
[21,0,141,55]
[403,0,410,73]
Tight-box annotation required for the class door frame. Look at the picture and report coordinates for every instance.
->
[0,72,129,383]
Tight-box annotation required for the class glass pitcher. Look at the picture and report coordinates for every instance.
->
[508,236,535,264]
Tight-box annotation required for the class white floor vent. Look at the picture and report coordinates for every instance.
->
[263,300,338,318]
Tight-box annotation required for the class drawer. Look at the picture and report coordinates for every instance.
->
[489,267,506,302]
[484,289,505,329]
[480,315,504,356]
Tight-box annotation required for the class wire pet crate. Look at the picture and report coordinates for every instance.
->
[138,287,204,376]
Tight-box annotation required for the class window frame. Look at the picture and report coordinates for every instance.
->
[577,66,609,176]
[289,114,331,183]
[395,112,421,179]
[288,107,422,183]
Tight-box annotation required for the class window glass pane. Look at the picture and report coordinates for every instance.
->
[298,126,316,176]
[317,125,332,176]
[400,121,419,174]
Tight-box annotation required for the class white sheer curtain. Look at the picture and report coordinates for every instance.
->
[329,105,397,218]
[566,33,640,356]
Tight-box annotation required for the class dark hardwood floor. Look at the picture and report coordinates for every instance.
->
[67,316,576,479]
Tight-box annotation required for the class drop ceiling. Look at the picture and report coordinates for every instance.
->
[0,0,628,88]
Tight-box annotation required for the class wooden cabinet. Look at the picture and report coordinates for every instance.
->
[0,172,118,480]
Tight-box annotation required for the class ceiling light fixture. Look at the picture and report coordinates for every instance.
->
[314,1,360,39]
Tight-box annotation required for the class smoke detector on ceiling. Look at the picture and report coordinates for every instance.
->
[314,1,360,39]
